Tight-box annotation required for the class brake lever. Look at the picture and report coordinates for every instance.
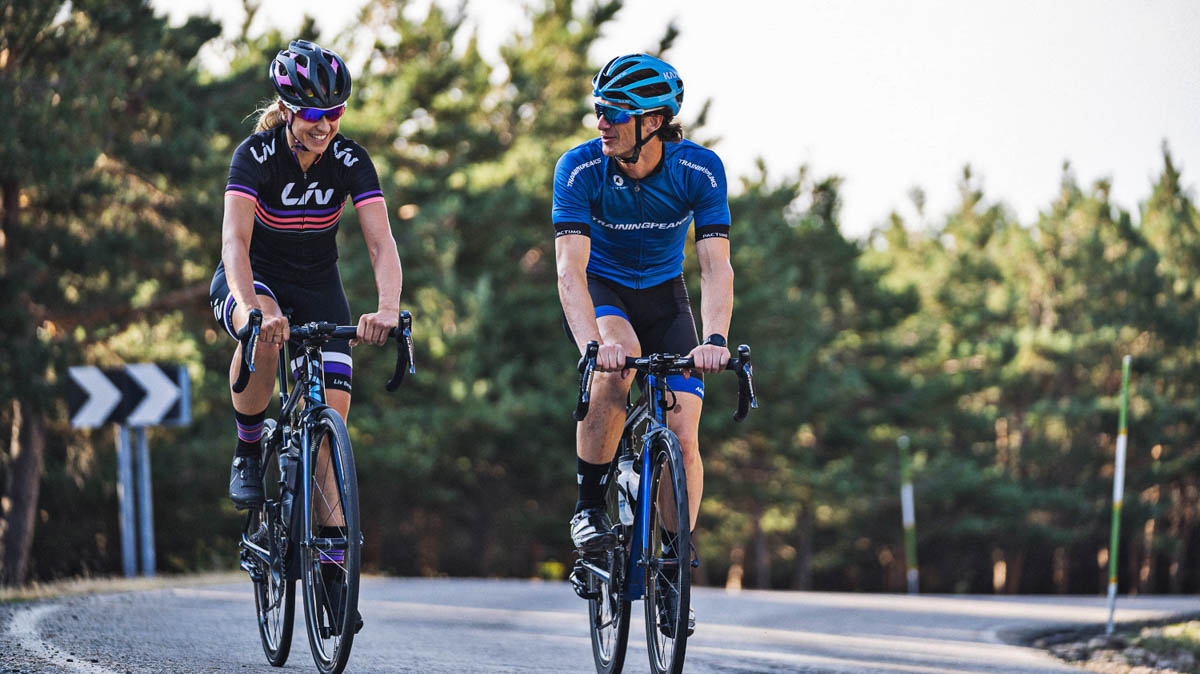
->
[232,309,263,394]
[385,311,415,392]
[574,341,599,421]
[732,344,757,422]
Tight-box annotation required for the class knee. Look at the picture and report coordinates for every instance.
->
[674,430,700,458]
[592,371,631,404]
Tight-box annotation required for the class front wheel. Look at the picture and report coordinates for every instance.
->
[252,419,295,667]
[299,408,360,674]
[643,432,691,674]
[588,474,631,674]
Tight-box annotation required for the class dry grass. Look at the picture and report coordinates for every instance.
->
[0,572,242,604]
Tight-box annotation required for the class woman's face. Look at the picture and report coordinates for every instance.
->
[283,103,340,153]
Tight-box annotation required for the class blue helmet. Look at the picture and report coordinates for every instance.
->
[592,54,683,115]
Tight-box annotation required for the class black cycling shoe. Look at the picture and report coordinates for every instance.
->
[570,508,617,559]
[656,572,695,638]
[229,454,264,510]
[570,560,600,600]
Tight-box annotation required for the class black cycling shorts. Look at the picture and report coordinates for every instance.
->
[209,262,353,394]
[563,272,703,398]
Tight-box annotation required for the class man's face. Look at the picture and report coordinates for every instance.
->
[595,100,656,158]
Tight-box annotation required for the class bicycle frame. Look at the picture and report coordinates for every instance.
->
[624,372,677,602]
[239,338,345,574]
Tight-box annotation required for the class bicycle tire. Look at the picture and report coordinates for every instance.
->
[252,419,295,667]
[299,408,361,674]
[588,467,631,674]
[643,431,691,674]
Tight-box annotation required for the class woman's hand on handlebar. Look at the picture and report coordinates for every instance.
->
[259,311,290,347]
[354,308,398,346]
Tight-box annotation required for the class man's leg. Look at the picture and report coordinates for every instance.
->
[665,391,703,530]
[571,316,640,554]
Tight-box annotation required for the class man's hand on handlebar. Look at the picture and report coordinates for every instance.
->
[684,343,729,376]
[594,341,631,376]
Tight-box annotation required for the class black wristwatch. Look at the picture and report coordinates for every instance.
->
[702,334,727,348]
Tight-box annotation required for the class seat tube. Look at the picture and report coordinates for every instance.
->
[300,422,312,547]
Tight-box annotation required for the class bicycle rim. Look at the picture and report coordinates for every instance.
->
[251,507,295,665]
[643,434,691,674]
[300,408,360,674]
[588,481,630,674]
[253,419,294,666]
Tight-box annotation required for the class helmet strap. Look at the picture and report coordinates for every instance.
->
[616,116,654,164]
[286,112,310,153]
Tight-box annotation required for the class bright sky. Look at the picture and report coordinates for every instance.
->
[157,0,1200,238]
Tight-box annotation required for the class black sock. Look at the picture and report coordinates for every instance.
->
[575,458,610,512]
[234,409,267,457]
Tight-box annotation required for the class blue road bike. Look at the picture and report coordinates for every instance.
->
[572,342,757,674]
[233,309,414,674]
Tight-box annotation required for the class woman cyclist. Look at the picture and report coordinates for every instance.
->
[209,40,401,631]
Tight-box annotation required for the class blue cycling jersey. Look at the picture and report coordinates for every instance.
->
[552,138,730,289]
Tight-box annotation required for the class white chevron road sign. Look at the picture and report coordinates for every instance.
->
[67,364,190,429]
[67,366,122,429]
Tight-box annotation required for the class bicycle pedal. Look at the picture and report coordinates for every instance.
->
[570,563,601,600]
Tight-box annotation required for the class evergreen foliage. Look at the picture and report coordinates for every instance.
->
[1,0,1196,594]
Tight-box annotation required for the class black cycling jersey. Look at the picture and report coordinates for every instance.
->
[225,125,384,283]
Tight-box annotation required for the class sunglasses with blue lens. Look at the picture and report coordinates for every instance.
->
[594,102,648,125]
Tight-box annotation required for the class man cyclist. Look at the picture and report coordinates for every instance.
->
[209,39,402,633]
[553,53,734,635]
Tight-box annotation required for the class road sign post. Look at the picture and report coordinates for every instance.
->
[69,363,189,577]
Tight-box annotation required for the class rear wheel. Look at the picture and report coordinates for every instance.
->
[251,419,294,667]
[300,408,360,674]
[587,473,631,674]
[643,432,691,674]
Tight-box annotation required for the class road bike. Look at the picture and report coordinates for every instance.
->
[233,309,414,674]
[571,342,757,674]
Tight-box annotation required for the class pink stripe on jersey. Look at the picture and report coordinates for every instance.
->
[226,189,257,202]
[354,196,385,208]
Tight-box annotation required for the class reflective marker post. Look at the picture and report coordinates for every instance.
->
[135,427,156,576]
[898,435,918,594]
[115,425,137,578]
[1106,355,1131,635]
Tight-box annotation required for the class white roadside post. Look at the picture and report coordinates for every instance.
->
[1106,355,1131,635]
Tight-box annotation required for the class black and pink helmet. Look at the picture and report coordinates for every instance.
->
[269,39,351,109]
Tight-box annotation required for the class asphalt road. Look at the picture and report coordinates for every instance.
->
[1,574,1196,673]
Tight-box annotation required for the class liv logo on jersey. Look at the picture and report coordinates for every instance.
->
[333,141,360,167]
[281,182,335,206]
[250,138,277,164]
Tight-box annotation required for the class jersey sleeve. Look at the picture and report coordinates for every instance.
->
[337,141,385,209]
[226,137,266,203]
[686,151,731,241]
[552,150,599,237]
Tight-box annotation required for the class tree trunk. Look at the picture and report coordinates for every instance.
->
[754,509,770,589]
[792,505,813,590]
[1,399,45,586]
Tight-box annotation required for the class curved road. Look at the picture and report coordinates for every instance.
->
[1,574,1195,672]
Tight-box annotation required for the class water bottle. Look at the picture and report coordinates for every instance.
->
[616,457,639,526]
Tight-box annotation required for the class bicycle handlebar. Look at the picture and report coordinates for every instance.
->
[232,309,415,394]
[574,341,759,422]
